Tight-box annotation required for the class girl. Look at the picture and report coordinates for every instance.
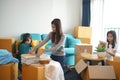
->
[29,18,70,72]
[106,30,117,60]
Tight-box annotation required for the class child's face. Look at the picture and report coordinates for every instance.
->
[107,33,113,42]
[26,39,31,44]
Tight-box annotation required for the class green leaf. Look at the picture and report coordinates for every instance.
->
[95,46,106,52]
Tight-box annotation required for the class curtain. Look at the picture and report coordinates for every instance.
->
[82,0,91,26]
[90,0,104,51]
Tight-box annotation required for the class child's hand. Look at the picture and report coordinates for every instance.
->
[29,49,34,54]
[16,49,19,54]
[99,41,106,47]
[106,50,116,56]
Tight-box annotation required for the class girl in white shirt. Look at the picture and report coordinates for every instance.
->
[106,30,117,60]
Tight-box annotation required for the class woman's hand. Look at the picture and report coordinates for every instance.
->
[37,49,44,56]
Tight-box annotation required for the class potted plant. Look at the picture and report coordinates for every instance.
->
[95,45,106,58]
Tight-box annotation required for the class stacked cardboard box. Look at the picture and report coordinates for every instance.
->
[22,64,46,80]
[74,26,92,44]
[75,44,92,63]
[75,60,116,80]
[0,62,18,80]
[0,38,15,53]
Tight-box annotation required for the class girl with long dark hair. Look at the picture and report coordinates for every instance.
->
[29,18,69,72]
[106,30,117,60]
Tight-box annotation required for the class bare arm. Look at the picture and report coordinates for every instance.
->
[29,32,51,54]
[106,50,116,57]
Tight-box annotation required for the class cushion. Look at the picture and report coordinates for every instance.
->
[16,40,22,46]
[65,48,74,55]
[31,40,46,50]
[66,34,81,48]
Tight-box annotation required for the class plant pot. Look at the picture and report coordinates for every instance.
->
[97,52,106,58]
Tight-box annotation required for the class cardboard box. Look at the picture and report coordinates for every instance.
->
[74,26,92,44]
[0,62,18,80]
[22,64,46,80]
[106,57,120,80]
[75,60,116,80]
[75,44,92,55]
[0,38,15,53]
[74,26,92,39]
[75,44,92,63]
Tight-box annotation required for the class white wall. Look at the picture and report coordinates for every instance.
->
[0,0,82,39]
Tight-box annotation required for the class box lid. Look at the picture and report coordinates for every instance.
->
[75,60,88,73]
[88,66,116,79]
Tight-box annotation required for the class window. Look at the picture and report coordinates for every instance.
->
[91,0,120,55]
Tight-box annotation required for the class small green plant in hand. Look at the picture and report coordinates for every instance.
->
[95,46,106,52]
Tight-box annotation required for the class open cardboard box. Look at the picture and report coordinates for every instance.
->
[75,60,116,80]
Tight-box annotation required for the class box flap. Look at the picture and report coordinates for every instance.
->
[88,66,116,79]
[75,60,87,74]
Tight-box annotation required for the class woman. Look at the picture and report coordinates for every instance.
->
[29,18,70,72]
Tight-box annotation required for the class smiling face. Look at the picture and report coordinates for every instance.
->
[51,24,56,32]
[107,33,113,43]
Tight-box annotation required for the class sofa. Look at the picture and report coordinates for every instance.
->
[20,33,81,66]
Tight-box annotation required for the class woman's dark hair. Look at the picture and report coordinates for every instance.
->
[51,18,63,44]
[22,33,32,44]
[107,30,117,48]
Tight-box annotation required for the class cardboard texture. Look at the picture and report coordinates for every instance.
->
[75,60,116,80]
[75,44,92,55]
[22,64,46,80]
[74,26,92,39]
[75,44,92,63]
[0,38,15,53]
[106,57,120,80]
[88,66,116,79]
[0,62,18,80]
[74,26,92,44]
[75,60,88,74]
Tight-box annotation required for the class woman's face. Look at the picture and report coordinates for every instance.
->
[107,33,113,43]
[51,24,56,32]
